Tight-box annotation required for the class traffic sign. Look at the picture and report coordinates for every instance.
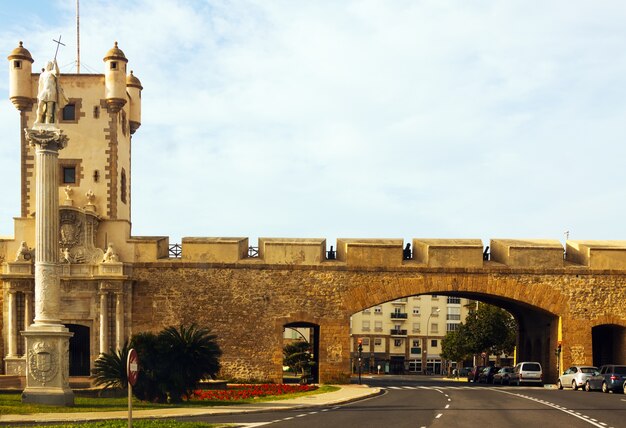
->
[127,348,139,387]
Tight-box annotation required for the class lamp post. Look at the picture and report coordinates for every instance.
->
[424,308,440,375]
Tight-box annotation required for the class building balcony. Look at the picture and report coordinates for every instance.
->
[410,347,422,355]
[390,329,407,336]
[390,313,408,319]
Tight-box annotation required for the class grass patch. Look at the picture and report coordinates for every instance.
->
[0,385,339,415]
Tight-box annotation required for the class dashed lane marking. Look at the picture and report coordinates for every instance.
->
[435,413,443,419]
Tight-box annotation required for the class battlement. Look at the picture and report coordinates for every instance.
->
[120,236,626,271]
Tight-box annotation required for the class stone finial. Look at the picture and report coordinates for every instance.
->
[63,185,74,206]
[15,241,33,262]
[102,243,120,263]
[85,189,96,212]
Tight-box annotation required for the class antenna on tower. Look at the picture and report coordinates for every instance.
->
[76,0,81,73]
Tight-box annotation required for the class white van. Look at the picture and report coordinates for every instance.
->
[512,362,543,386]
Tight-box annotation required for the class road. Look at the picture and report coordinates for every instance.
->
[177,375,626,428]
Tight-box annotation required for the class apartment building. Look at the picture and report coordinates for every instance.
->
[350,295,475,375]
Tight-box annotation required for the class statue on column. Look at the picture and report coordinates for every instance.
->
[34,59,68,125]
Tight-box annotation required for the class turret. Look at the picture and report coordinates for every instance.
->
[7,41,34,111]
[126,70,142,134]
[103,41,128,113]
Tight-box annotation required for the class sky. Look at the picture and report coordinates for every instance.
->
[1,0,626,247]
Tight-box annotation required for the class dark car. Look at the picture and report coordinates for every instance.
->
[458,367,472,377]
[467,366,485,383]
[478,366,501,384]
[585,365,626,393]
[493,367,515,385]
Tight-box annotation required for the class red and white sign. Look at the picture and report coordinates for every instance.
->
[127,348,139,387]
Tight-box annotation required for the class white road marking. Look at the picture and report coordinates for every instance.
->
[435,413,443,418]
[494,389,609,428]
[296,414,306,418]
[445,404,450,409]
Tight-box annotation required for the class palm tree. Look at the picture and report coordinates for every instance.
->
[159,324,222,402]
[92,341,129,390]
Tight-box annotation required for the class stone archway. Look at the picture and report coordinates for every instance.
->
[592,324,626,367]
[283,322,320,384]
[66,324,90,376]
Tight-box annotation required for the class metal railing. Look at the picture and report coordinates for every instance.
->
[169,243,182,258]
[390,329,407,336]
[390,313,408,319]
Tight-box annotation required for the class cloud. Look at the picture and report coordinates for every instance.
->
[1,1,626,243]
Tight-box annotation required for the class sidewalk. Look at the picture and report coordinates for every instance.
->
[0,384,381,425]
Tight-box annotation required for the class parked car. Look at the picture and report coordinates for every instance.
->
[458,367,472,377]
[478,366,501,384]
[467,366,485,382]
[511,362,543,386]
[585,365,626,393]
[557,366,598,390]
[493,366,515,385]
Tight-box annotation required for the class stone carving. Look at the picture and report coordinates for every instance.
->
[28,341,59,385]
[34,59,68,125]
[24,127,68,151]
[326,343,343,363]
[15,241,33,262]
[58,208,103,264]
[85,189,96,211]
[102,243,120,263]
[569,345,585,365]
[63,185,73,206]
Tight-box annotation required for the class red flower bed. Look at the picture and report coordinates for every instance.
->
[190,384,317,401]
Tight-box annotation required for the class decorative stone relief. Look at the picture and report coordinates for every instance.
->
[28,341,59,385]
[326,343,343,363]
[569,345,585,365]
[58,208,103,264]
[63,186,73,207]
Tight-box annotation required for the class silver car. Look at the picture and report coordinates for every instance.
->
[557,366,598,390]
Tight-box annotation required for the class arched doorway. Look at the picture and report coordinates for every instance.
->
[592,324,626,367]
[66,324,90,376]
[283,322,320,384]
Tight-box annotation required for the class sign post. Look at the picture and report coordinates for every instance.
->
[127,348,139,428]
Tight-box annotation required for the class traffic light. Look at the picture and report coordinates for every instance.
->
[357,339,363,353]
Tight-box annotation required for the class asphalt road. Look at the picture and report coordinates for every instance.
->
[178,375,626,428]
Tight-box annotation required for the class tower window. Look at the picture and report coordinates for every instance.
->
[93,170,100,183]
[63,167,76,184]
[93,106,100,119]
[13,60,22,69]
[110,61,118,70]
[62,104,76,121]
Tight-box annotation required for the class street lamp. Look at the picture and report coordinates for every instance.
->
[424,308,441,375]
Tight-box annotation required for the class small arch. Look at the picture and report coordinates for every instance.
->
[66,324,91,376]
[592,324,626,367]
[283,321,320,384]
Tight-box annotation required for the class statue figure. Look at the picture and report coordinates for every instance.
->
[85,190,95,206]
[102,243,120,263]
[34,59,67,125]
[64,185,73,200]
[15,241,32,262]
[61,248,71,264]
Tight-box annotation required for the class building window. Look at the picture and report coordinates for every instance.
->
[431,307,440,317]
[362,338,370,346]
[447,307,461,321]
[412,307,420,316]
[62,104,76,121]
[374,338,382,346]
[431,339,437,348]
[363,308,371,314]
[374,321,382,332]
[394,339,403,347]
[121,169,127,204]
[93,170,100,183]
[63,167,76,184]
[362,320,370,331]
[447,323,460,332]
[16,292,25,355]
[431,295,438,300]
[412,339,420,348]
[107,294,116,352]
[111,61,118,70]
[412,322,420,333]
[14,60,22,69]
[374,306,382,314]
[430,323,438,333]
[93,106,100,118]
[413,296,421,300]
[447,296,461,304]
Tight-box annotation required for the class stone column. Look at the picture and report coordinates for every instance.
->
[7,291,17,357]
[24,291,33,334]
[21,126,74,406]
[99,291,109,354]
[115,292,124,351]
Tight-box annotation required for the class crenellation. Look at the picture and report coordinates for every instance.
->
[181,237,248,263]
[258,238,326,265]
[412,239,483,268]
[491,239,564,268]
